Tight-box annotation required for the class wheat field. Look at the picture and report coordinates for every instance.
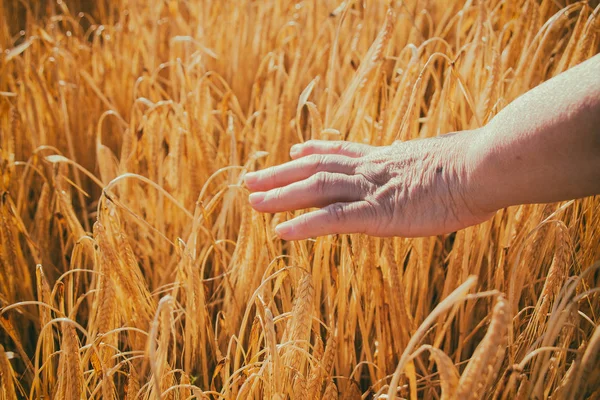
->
[0,0,599,399]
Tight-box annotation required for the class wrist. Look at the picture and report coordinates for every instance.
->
[463,126,509,214]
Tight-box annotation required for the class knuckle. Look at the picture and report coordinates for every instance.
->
[360,201,383,233]
[307,154,325,172]
[298,213,310,226]
[361,199,377,218]
[272,187,285,201]
[266,167,278,183]
[332,141,345,153]
[354,163,368,176]
[340,142,354,153]
[360,160,393,187]
[329,203,346,222]
[345,156,358,171]
[311,171,329,193]
[354,175,373,197]
[303,140,317,151]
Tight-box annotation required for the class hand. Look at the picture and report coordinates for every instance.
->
[244,133,495,240]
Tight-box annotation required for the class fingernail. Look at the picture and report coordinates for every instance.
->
[244,172,257,185]
[249,192,265,205]
[290,144,301,157]
[275,222,293,238]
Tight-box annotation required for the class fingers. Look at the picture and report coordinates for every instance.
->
[245,154,356,192]
[249,173,363,213]
[289,140,373,159]
[274,201,374,240]
[245,140,378,240]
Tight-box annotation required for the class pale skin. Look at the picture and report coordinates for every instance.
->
[244,54,600,241]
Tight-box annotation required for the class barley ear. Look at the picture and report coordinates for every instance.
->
[456,295,509,399]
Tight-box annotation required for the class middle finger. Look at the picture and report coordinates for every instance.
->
[248,172,365,213]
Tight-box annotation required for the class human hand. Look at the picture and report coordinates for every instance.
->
[244,133,495,240]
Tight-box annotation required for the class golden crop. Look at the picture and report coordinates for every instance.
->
[0,0,599,399]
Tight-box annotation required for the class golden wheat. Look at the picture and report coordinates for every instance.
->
[0,0,599,399]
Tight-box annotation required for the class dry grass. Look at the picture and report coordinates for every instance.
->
[1,0,599,398]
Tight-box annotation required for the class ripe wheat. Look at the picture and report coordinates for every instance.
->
[0,0,599,399]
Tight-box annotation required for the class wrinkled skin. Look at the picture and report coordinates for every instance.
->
[244,133,494,240]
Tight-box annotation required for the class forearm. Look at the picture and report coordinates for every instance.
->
[468,54,600,212]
